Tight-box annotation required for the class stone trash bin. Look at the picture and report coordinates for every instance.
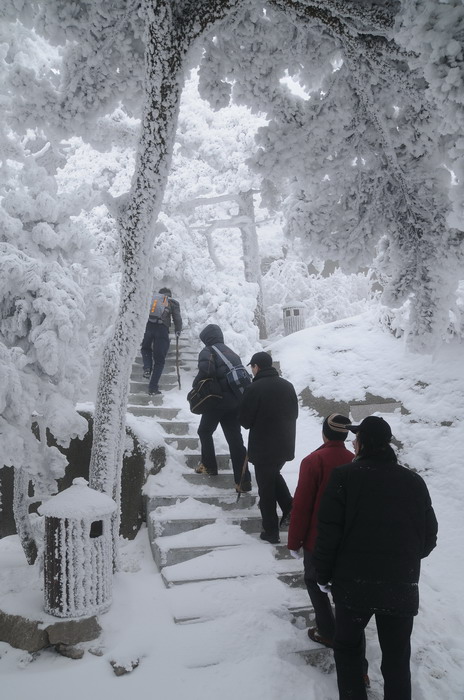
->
[38,478,116,618]
[283,302,306,336]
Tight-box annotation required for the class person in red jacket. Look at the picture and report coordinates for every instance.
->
[287,413,353,646]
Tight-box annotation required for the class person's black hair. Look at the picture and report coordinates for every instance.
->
[159,287,172,296]
[357,436,397,461]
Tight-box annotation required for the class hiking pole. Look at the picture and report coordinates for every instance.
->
[176,335,181,389]
[236,453,249,503]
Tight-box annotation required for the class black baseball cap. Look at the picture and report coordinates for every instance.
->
[248,351,273,368]
[346,416,392,443]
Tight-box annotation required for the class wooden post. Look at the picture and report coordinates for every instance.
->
[237,190,267,339]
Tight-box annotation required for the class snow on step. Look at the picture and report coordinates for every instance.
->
[166,603,317,671]
[148,497,261,538]
[184,453,230,471]
[164,436,199,449]
[157,521,251,550]
[131,374,178,388]
[149,494,258,510]
[161,542,304,586]
[165,575,310,624]
[152,521,251,567]
[181,473,245,490]
[127,404,164,416]
[158,421,190,435]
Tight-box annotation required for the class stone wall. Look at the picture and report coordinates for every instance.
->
[0,412,166,541]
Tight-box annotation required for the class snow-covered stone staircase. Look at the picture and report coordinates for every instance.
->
[128,337,332,671]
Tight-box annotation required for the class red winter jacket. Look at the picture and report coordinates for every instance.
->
[287,440,354,552]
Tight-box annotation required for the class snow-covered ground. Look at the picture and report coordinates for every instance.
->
[1,309,463,699]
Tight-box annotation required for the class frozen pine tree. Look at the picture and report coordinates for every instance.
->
[0,13,116,561]
[199,0,463,348]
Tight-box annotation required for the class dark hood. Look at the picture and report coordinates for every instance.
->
[200,324,224,346]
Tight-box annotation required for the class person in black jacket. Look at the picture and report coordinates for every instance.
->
[239,351,299,544]
[141,287,182,395]
[314,416,438,700]
[193,324,251,490]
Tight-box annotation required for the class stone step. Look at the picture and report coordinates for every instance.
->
[160,544,304,587]
[130,375,179,388]
[181,473,249,490]
[127,398,180,418]
[167,577,311,625]
[150,407,181,420]
[172,606,314,628]
[133,351,198,365]
[184,454,230,471]
[127,403,163,416]
[278,570,305,588]
[150,521,258,567]
[296,647,335,674]
[149,512,262,538]
[147,493,258,512]
[131,364,191,377]
[129,382,179,395]
[158,421,190,435]
[154,543,245,569]
[134,344,195,362]
[288,606,315,629]
[165,436,199,450]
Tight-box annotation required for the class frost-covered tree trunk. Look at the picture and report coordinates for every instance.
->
[89,1,239,555]
[89,2,187,502]
[13,467,38,565]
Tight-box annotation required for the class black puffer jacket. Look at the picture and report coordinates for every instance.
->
[314,451,438,616]
[239,367,298,465]
[193,324,243,410]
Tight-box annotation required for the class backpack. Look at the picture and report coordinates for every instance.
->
[148,293,169,323]
[187,378,223,414]
[211,344,252,399]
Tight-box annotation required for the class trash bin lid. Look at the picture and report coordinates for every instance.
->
[38,478,117,519]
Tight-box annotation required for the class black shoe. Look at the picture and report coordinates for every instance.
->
[235,481,252,493]
[143,369,151,379]
[148,389,161,395]
[260,531,280,544]
[280,507,292,528]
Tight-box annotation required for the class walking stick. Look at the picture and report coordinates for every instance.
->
[236,453,249,503]
[176,335,181,389]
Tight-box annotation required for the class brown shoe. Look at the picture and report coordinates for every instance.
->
[195,463,218,475]
[307,627,333,648]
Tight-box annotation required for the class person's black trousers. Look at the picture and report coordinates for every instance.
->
[303,549,336,640]
[253,462,292,536]
[198,407,249,484]
[141,322,170,392]
[334,603,413,700]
